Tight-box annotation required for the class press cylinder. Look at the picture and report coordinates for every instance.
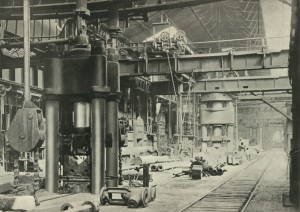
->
[212,102,222,110]
[73,102,91,128]
[213,126,222,137]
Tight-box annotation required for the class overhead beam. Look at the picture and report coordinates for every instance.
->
[176,49,289,73]
[0,0,223,20]
[1,48,289,76]
[0,65,292,96]
[149,76,291,95]
[237,93,292,101]
[118,49,289,76]
[191,76,291,93]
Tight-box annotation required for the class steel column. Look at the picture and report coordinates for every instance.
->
[257,126,263,150]
[179,93,183,143]
[235,99,238,151]
[91,98,106,194]
[106,100,119,187]
[45,100,59,193]
[23,0,31,101]
[106,3,120,187]
[290,0,300,205]
[168,100,173,141]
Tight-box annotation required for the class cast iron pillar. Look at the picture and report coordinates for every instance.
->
[45,100,59,193]
[106,3,121,187]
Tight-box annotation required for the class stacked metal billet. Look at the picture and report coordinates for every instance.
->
[60,200,100,212]
[150,164,163,172]
[99,186,156,208]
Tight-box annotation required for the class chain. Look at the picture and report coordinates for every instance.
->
[33,149,40,206]
[118,148,123,185]
[13,156,19,194]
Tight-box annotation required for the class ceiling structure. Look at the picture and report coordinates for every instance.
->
[0,0,266,54]
[123,0,266,53]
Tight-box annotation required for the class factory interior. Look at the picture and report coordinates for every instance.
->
[0,0,299,211]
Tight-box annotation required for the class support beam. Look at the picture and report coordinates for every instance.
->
[119,49,289,76]
[191,76,291,94]
[0,0,223,20]
[176,50,288,73]
[237,93,292,101]
[2,49,289,76]
[250,92,292,121]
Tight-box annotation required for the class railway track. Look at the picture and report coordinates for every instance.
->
[179,152,275,212]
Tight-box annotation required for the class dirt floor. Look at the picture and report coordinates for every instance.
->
[32,152,258,212]
[2,149,298,212]
[245,149,298,212]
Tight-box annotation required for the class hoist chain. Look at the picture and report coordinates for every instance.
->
[13,156,19,194]
[33,149,40,206]
[118,148,123,185]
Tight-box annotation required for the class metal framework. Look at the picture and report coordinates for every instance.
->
[119,49,288,76]
[0,0,223,20]
[0,48,291,95]
[149,76,291,95]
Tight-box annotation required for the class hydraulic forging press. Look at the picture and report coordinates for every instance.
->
[43,1,121,194]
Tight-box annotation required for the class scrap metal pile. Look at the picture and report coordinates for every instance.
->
[173,156,227,179]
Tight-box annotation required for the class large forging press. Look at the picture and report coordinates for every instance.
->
[42,1,121,194]
[44,47,120,194]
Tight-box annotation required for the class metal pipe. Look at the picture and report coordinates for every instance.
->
[91,98,106,194]
[106,100,119,187]
[45,100,59,193]
[0,38,73,48]
[23,0,30,101]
